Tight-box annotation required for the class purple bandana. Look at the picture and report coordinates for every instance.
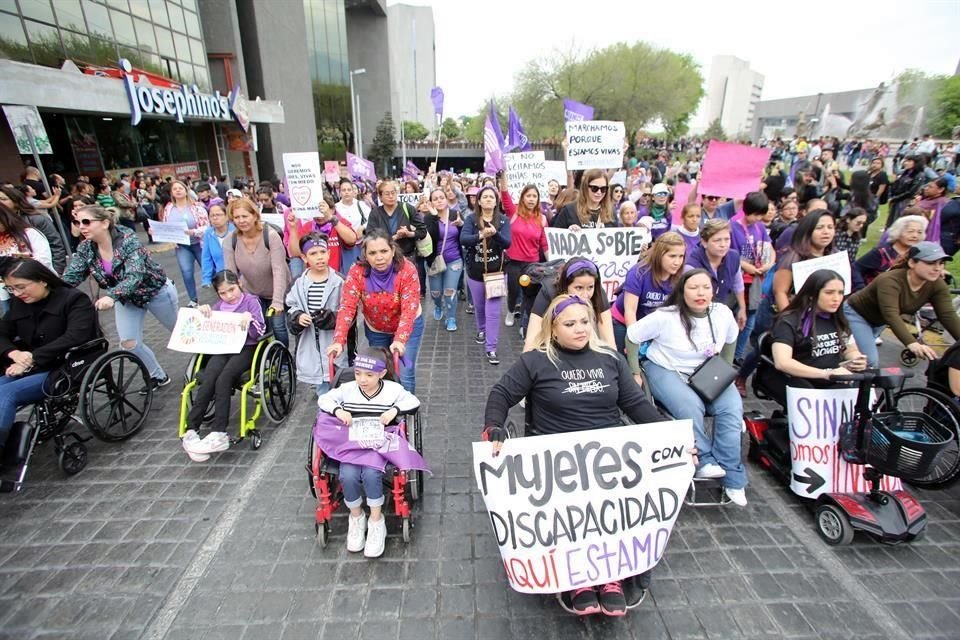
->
[354,355,387,373]
[302,237,328,253]
[565,259,598,278]
[552,295,589,319]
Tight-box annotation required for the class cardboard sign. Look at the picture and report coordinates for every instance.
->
[346,152,376,184]
[282,152,324,220]
[167,308,248,355]
[324,160,340,184]
[546,228,646,299]
[148,220,190,245]
[790,253,852,295]
[670,182,696,224]
[505,151,549,204]
[786,387,901,498]
[697,141,771,200]
[544,161,567,188]
[473,421,695,594]
[565,121,625,170]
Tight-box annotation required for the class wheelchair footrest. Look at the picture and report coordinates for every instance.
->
[685,478,732,507]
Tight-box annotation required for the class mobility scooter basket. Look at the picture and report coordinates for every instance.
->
[839,409,955,481]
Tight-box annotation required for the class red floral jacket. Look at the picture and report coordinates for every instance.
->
[333,259,421,345]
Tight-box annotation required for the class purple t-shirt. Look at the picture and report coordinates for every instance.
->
[214,292,267,345]
[614,265,672,319]
[100,258,113,276]
[438,220,461,264]
[730,219,769,267]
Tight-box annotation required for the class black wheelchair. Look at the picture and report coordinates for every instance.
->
[1,338,153,492]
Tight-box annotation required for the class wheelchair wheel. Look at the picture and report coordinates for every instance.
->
[816,503,855,545]
[306,432,318,498]
[315,521,329,548]
[899,349,920,368]
[59,441,87,475]
[259,342,296,424]
[878,387,960,489]
[81,351,153,442]
[407,412,424,503]
[402,518,411,543]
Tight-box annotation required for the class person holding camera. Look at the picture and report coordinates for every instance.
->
[286,232,346,396]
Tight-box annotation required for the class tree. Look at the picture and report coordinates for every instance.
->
[402,120,429,141]
[929,75,960,138]
[440,117,461,140]
[312,80,352,153]
[370,112,396,176]
[703,118,727,141]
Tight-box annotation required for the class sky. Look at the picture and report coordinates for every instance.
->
[390,0,958,125]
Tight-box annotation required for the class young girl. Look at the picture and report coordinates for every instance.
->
[672,203,702,257]
[316,347,422,558]
[286,233,345,396]
[181,270,266,461]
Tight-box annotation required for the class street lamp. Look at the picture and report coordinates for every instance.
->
[349,68,366,157]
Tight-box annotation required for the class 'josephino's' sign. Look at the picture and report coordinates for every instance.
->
[119,59,250,131]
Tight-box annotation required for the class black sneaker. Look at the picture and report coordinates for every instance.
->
[598,580,627,617]
[140,374,171,395]
[568,587,600,616]
[624,571,650,609]
[486,351,500,365]
[474,331,485,344]
[465,304,475,315]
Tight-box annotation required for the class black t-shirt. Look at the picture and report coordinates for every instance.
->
[870,170,890,204]
[531,281,610,317]
[772,312,847,370]
[552,203,601,229]
[928,342,960,393]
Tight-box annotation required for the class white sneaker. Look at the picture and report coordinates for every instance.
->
[875,336,884,346]
[181,430,209,462]
[364,516,387,558]
[695,463,726,479]
[724,487,748,506]
[191,432,230,455]
[504,312,515,327]
[346,512,367,553]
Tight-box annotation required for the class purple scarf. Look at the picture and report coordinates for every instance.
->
[917,196,949,243]
[312,411,431,473]
[365,262,397,294]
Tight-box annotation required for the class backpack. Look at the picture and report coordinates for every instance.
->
[230,226,290,267]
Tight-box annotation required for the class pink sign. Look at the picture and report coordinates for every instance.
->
[323,161,340,184]
[670,182,696,224]
[697,141,770,200]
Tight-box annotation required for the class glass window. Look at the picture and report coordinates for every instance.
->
[61,30,92,60]
[20,0,55,24]
[24,19,62,67]
[109,9,136,46]
[178,63,193,86]
[87,37,118,66]
[129,0,149,15]
[172,31,189,61]
[105,0,128,9]
[0,0,18,12]
[183,9,201,37]
[54,0,86,31]
[93,118,142,170]
[179,0,198,12]
[149,0,168,28]
[0,12,31,63]
[193,64,209,91]
[189,38,204,66]
[170,125,198,163]
[81,0,112,38]
[134,18,156,53]
[138,119,173,165]
[167,3,185,32]
[155,29,175,57]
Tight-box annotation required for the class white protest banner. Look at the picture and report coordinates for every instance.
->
[473,421,694,594]
[283,152,324,220]
[790,252,852,295]
[786,387,901,498]
[505,151,548,204]
[546,227,645,299]
[610,170,627,187]
[565,120,626,170]
[149,220,189,245]
[259,213,285,229]
[398,193,422,208]
[544,160,567,187]
[167,308,248,355]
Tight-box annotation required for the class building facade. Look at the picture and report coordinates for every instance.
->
[751,88,875,142]
[703,55,764,140]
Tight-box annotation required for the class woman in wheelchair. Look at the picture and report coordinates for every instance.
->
[181,270,265,461]
[0,258,99,461]
[316,347,420,558]
[757,269,868,408]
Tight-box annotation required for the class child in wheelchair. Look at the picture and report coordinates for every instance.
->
[314,346,422,557]
[181,270,265,461]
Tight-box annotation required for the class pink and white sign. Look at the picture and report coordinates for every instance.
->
[697,141,771,200]
[282,152,324,220]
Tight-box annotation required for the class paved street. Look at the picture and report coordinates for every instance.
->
[1,241,959,639]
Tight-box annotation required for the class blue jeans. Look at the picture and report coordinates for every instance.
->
[644,360,748,489]
[340,462,385,508]
[175,243,203,303]
[288,257,305,280]
[365,314,424,394]
[257,297,289,349]
[0,372,49,447]
[314,382,330,397]
[844,302,883,367]
[114,280,179,379]
[427,259,462,319]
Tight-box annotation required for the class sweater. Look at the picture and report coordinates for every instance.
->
[318,378,420,417]
[201,223,235,286]
[214,292,266,346]
[627,303,738,377]
[222,228,290,307]
[460,212,512,282]
[333,259,421,346]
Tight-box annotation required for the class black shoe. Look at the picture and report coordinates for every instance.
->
[623,575,648,609]
[458,289,466,301]
[474,331,485,344]
[598,581,627,617]
[568,587,600,616]
[486,351,500,365]
[465,304,474,315]
[140,374,170,394]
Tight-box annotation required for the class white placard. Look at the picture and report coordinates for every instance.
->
[790,253,852,294]
[259,213,284,229]
[3,105,52,154]
[149,220,190,245]
[565,120,626,170]
[786,387,901,499]
[544,161,567,189]
[167,308,248,355]
[398,193,422,208]
[546,227,647,300]
[282,152,324,220]
[473,421,695,594]
[349,417,385,443]
[505,151,548,204]
[610,170,627,187]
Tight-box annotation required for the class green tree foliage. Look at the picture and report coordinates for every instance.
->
[312,81,352,153]
[440,117,461,140]
[703,118,727,141]
[370,112,397,175]
[403,120,429,141]
[929,76,960,138]
[462,106,506,143]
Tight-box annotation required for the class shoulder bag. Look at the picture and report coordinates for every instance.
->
[481,225,507,299]
[687,309,738,404]
[426,215,448,277]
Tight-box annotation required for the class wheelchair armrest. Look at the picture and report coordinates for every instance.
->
[64,337,109,357]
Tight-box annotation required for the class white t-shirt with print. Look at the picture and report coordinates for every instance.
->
[336,200,370,230]
[627,303,739,376]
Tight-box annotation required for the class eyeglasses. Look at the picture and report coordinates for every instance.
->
[587,185,608,194]
[4,283,33,294]
[76,218,95,226]
[704,195,720,201]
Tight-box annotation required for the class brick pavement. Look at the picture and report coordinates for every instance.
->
[1,243,959,639]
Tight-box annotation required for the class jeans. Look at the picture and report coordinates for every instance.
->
[288,257,305,280]
[186,345,257,432]
[364,314,424,394]
[114,280,179,379]
[0,372,49,448]
[314,382,330,397]
[257,296,289,349]
[644,361,748,489]
[175,243,203,303]
[844,302,883,367]
[427,259,462,319]
[466,276,502,352]
[340,462,385,509]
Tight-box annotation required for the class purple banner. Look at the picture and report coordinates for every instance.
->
[430,86,444,118]
[346,151,376,183]
[312,411,431,473]
[507,107,532,152]
[563,98,595,122]
[484,112,504,174]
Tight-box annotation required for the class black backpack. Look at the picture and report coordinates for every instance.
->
[230,225,290,265]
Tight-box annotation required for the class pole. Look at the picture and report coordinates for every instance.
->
[412,17,419,124]
[400,109,407,168]
[21,124,71,258]
[356,93,364,158]
[434,113,441,169]
[349,72,359,157]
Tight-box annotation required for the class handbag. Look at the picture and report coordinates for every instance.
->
[426,216,449,277]
[482,233,507,299]
[687,311,738,404]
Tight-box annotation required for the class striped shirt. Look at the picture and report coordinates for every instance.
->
[307,279,328,313]
[317,379,420,418]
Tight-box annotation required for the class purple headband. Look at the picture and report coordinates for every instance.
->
[302,237,328,253]
[565,259,598,279]
[552,295,589,319]
[354,355,387,373]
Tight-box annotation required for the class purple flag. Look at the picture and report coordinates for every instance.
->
[312,411,431,474]
[402,160,421,181]
[563,98,595,122]
[489,100,506,150]
[430,87,444,118]
[507,107,532,152]
[346,151,376,183]
[484,112,504,174]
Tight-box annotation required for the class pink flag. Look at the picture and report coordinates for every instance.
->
[670,182,696,224]
[697,141,771,200]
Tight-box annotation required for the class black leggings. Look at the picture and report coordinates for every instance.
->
[505,259,534,313]
[187,345,257,432]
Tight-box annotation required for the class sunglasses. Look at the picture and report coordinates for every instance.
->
[76,218,96,226]
[704,195,720,201]
[587,185,608,194]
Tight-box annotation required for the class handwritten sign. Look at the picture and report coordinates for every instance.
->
[790,252,852,295]
[148,220,189,245]
[565,121,625,170]
[505,151,548,204]
[349,417,385,444]
[324,160,340,184]
[3,105,53,154]
[697,141,771,200]
[544,161,567,188]
[346,152,376,184]
[473,421,694,594]
[398,193,422,208]
[283,152,324,220]
[167,308,248,355]
[787,387,901,498]
[546,228,645,299]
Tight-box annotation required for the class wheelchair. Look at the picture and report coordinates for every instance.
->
[306,355,424,548]
[2,338,153,493]
[176,316,297,449]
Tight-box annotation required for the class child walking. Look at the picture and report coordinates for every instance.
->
[181,270,265,461]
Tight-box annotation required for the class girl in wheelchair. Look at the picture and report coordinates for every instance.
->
[181,270,265,461]
[315,347,421,558]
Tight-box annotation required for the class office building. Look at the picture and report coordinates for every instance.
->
[701,55,764,140]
